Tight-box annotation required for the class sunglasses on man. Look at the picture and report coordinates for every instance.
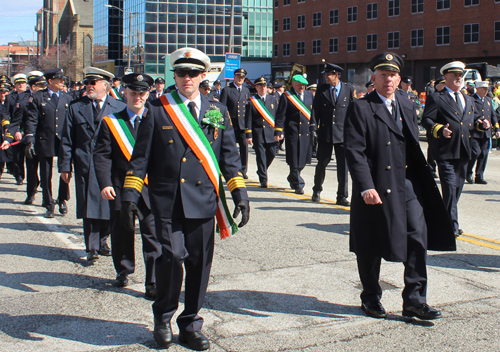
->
[175,70,203,78]
[84,79,104,86]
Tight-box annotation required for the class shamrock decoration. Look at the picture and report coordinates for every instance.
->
[202,106,226,129]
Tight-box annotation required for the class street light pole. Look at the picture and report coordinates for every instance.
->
[229,0,235,53]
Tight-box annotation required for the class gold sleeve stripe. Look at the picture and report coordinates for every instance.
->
[495,123,499,129]
[5,133,12,138]
[227,176,246,192]
[275,127,283,131]
[432,123,444,138]
[123,175,144,193]
[245,129,252,133]
[2,120,10,126]
[476,122,486,132]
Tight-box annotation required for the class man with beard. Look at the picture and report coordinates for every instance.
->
[60,67,126,262]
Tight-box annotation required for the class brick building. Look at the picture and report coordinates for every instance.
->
[272,0,500,92]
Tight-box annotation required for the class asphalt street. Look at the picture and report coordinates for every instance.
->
[0,141,500,351]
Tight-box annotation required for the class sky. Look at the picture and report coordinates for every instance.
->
[0,1,43,45]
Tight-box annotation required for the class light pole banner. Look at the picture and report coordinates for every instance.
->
[224,53,241,80]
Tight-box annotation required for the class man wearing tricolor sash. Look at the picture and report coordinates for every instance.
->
[94,73,161,298]
[275,74,314,194]
[110,77,126,102]
[245,76,280,188]
[121,47,249,350]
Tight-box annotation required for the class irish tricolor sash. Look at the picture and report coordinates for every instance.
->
[160,91,238,239]
[109,87,123,101]
[285,91,311,120]
[250,96,275,127]
[103,113,148,184]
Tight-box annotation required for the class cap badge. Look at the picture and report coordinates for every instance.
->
[184,51,192,58]
[137,75,144,81]
[386,54,393,61]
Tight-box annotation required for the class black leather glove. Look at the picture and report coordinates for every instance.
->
[25,142,35,159]
[232,199,250,228]
[309,130,317,147]
[121,201,144,233]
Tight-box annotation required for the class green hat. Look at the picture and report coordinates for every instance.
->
[291,74,308,85]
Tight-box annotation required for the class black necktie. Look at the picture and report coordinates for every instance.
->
[93,99,102,119]
[332,87,337,104]
[188,101,197,120]
[261,96,265,103]
[455,92,463,112]
[391,100,397,121]
[134,116,140,132]
[52,92,59,106]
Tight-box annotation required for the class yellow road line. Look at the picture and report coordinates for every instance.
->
[245,179,500,251]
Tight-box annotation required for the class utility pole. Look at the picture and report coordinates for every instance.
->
[229,0,235,53]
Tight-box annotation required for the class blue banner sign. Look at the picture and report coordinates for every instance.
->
[224,53,241,80]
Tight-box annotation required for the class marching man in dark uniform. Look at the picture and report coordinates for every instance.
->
[245,76,280,188]
[211,79,222,101]
[199,79,212,97]
[422,61,478,237]
[344,52,455,321]
[94,73,161,296]
[466,80,500,184]
[121,47,249,350]
[60,67,127,261]
[25,68,72,218]
[148,77,167,101]
[220,68,250,178]
[110,77,126,102]
[275,74,314,194]
[310,63,355,205]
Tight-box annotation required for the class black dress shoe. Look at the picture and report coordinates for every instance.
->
[16,179,24,185]
[87,249,99,262]
[312,191,321,202]
[455,228,464,238]
[45,208,55,218]
[153,322,173,347]
[145,283,157,300]
[361,301,387,319]
[294,188,304,195]
[179,331,210,351]
[57,199,68,215]
[337,197,351,206]
[403,303,441,320]
[98,244,111,256]
[466,175,474,184]
[113,275,129,287]
[24,195,35,205]
[475,178,488,185]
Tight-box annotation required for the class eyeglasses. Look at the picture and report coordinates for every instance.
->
[175,70,202,78]
[84,80,103,86]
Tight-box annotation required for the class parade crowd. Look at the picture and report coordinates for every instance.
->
[0,47,499,350]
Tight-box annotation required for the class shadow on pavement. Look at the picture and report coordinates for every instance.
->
[428,253,500,272]
[0,243,80,262]
[257,205,349,215]
[461,190,500,196]
[297,223,350,235]
[0,313,151,345]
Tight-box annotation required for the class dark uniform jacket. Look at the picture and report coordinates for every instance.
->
[311,82,355,144]
[59,95,127,219]
[25,89,73,157]
[122,94,248,220]
[470,94,500,139]
[148,89,167,102]
[165,84,176,94]
[0,102,13,162]
[210,89,222,101]
[94,107,150,211]
[6,91,30,137]
[421,88,477,161]
[220,82,250,130]
[245,94,280,145]
[344,91,455,261]
[275,89,314,168]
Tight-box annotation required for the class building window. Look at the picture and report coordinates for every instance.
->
[411,0,424,13]
[274,44,279,57]
[464,23,479,43]
[283,17,291,31]
[366,34,378,50]
[298,0,305,3]
[347,6,358,22]
[297,15,306,29]
[411,29,424,47]
[465,0,479,6]
[284,0,290,5]
[283,43,290,56]
[437,0,450,10]
[297,41,305,55]
[388,31,400,49]
[347,36,357,52]
[367,3,378,20]
[436,26,450,45]
[312,39,321,54]
[495,21,500,41]
[330,9,339,24]
[388,0,400,17]
[329,38,339,53]
[313,12,322,27]
[274,19,279,32]
[275,0,279,7]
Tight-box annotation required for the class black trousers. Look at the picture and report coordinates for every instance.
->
[287,166,305,190]
[427,144,437,173]
[110,201,161,285]
[38,156,69,209]
[436,158,468,232]
[356,196,428,306]
[153,217,215,333]
[11,143,25,182]
[83,218,110,252]
[467,137,490,180]
[25,153,40,198]
[313,142,349,199]
[234,128,248,176]
[253,141,277,183]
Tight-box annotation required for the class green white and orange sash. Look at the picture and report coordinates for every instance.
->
[103,112,148,184]
[109,87,123,101]
[285,91,311,120]
[249,96,275,127]
[160,91,238,239]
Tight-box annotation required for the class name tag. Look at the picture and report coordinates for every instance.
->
[162,126,173,130]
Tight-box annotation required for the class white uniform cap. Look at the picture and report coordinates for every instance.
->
[440,61,466,75]
[170,47,210,71]
[83,67,115,81]
[475,81,489,89]
[26,71,44,80]
[11,73,27,83]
